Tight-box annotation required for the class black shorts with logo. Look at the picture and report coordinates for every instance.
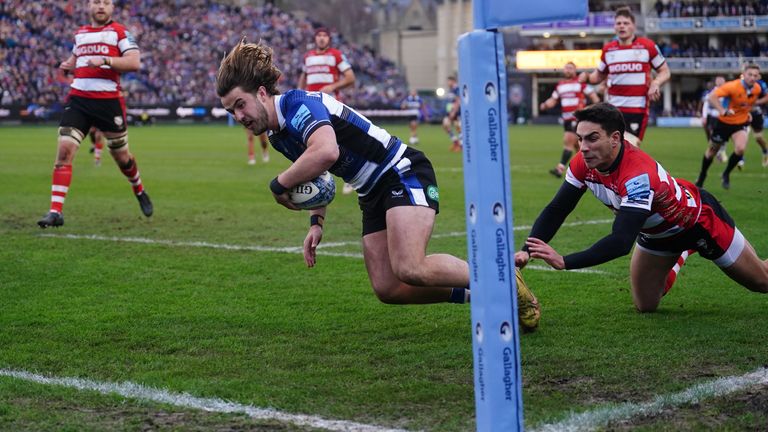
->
[751,110,764,133]
[563,118,577,133]
[358,147,440,236]
[621,111,649,140]
[60,95,127,135]
[710,119,749,145]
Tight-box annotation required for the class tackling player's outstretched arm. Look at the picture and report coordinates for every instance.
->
[515,181,585,268]
[556,207,648,269]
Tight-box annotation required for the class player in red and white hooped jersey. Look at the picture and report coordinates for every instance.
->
[584,7,671,147]
[515,103,768,314]
[298,27,355,100]
[298,27,357,194]
[540,62,600,178]
[38,0,152,229]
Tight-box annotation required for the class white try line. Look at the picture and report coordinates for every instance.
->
[0,368,413,432]
[38,233,365,259]
[39,218,614,275]
[531,366,768,432]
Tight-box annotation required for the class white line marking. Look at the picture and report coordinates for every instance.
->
[531,366,768,432]
[0,368,413,432]
[39,219,613,274]
[38,233,364,259]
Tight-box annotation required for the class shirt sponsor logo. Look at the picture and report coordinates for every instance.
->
[290,104,312,131]
[625,173,651,205]
[608,62,643,73]
[74,45,110,56]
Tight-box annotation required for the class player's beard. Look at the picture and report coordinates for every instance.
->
[91,11,110,26]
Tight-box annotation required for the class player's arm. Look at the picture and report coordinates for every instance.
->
[298,71,307,90]
[321,68,356,94]
[587,69,606,85]
[529,207,648,270]
[303,207,327,268]
[515,181,585,268]
[87,49,140,72]
[648,62,670,102]
[539,96,558,111]
[755,90,768,106]
[709,86,732,116]
[60,54,76,71]
[272,125,340,209]
[587,90,600,104]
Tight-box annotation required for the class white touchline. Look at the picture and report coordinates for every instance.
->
[0,368,414,432]
[531,366,768,432]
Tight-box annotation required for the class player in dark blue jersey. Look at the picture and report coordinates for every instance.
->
[442,75,462,152]
[215,40,541,323]
[401,89,427,146]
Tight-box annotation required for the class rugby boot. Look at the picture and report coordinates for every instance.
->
[37,211,64,229]
[721,174,730,190]
[136,192,153,217]
[515,267,541,332]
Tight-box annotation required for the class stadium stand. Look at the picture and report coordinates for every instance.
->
[0,0,408,114]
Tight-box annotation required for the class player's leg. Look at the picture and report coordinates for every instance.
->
[719,236,768,293]
[362,225,467,304]
[750,113,768,167]
[721,128,748,189]
[630,246,680,312]
[246,129,256,165]
[408,119,419,145]
[91,128,105,166]
[696,121,728,187]
[99,98,153,217]
[38,98,91,228]
[551,129,577,178]
[622,112,646,147]
[258,132,269,162]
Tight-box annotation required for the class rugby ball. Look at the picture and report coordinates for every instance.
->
[288,171,336,209]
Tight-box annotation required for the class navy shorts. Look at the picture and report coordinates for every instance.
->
[358,147,440,236]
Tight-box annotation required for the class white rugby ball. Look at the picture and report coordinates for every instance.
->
[288,171,337,209]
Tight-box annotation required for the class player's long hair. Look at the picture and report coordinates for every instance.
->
[574,103,626,141]
[216,38,282,97]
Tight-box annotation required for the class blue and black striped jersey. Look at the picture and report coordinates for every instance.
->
[268,90,407,196]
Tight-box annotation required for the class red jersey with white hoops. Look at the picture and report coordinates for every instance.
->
[565,141,700,240]
[302,48,351,93]
[552,78,594,121]
[597,37,665,114]
[70,21,138,99]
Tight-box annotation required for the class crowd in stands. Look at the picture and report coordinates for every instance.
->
[654,0,768,17]
[0,0,408,109]
[659,37,768,57]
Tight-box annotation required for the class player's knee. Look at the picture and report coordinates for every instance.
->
[58,127,85,147]
[106,132,129,150]
[370,282,406,304]
[392,263,427,287]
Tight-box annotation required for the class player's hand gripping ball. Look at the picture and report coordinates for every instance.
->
[288,171,337,210]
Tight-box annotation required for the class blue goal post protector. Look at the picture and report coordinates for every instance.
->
[458,30,523,432]
[473,0,588,29]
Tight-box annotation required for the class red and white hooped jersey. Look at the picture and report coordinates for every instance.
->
[70,21,138,99]
[597,37,665,114]
[565,142,701,239]
[551,78,594,120]
[302,48,351,93]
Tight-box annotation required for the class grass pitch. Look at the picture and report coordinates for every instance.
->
[1,123,767,431]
